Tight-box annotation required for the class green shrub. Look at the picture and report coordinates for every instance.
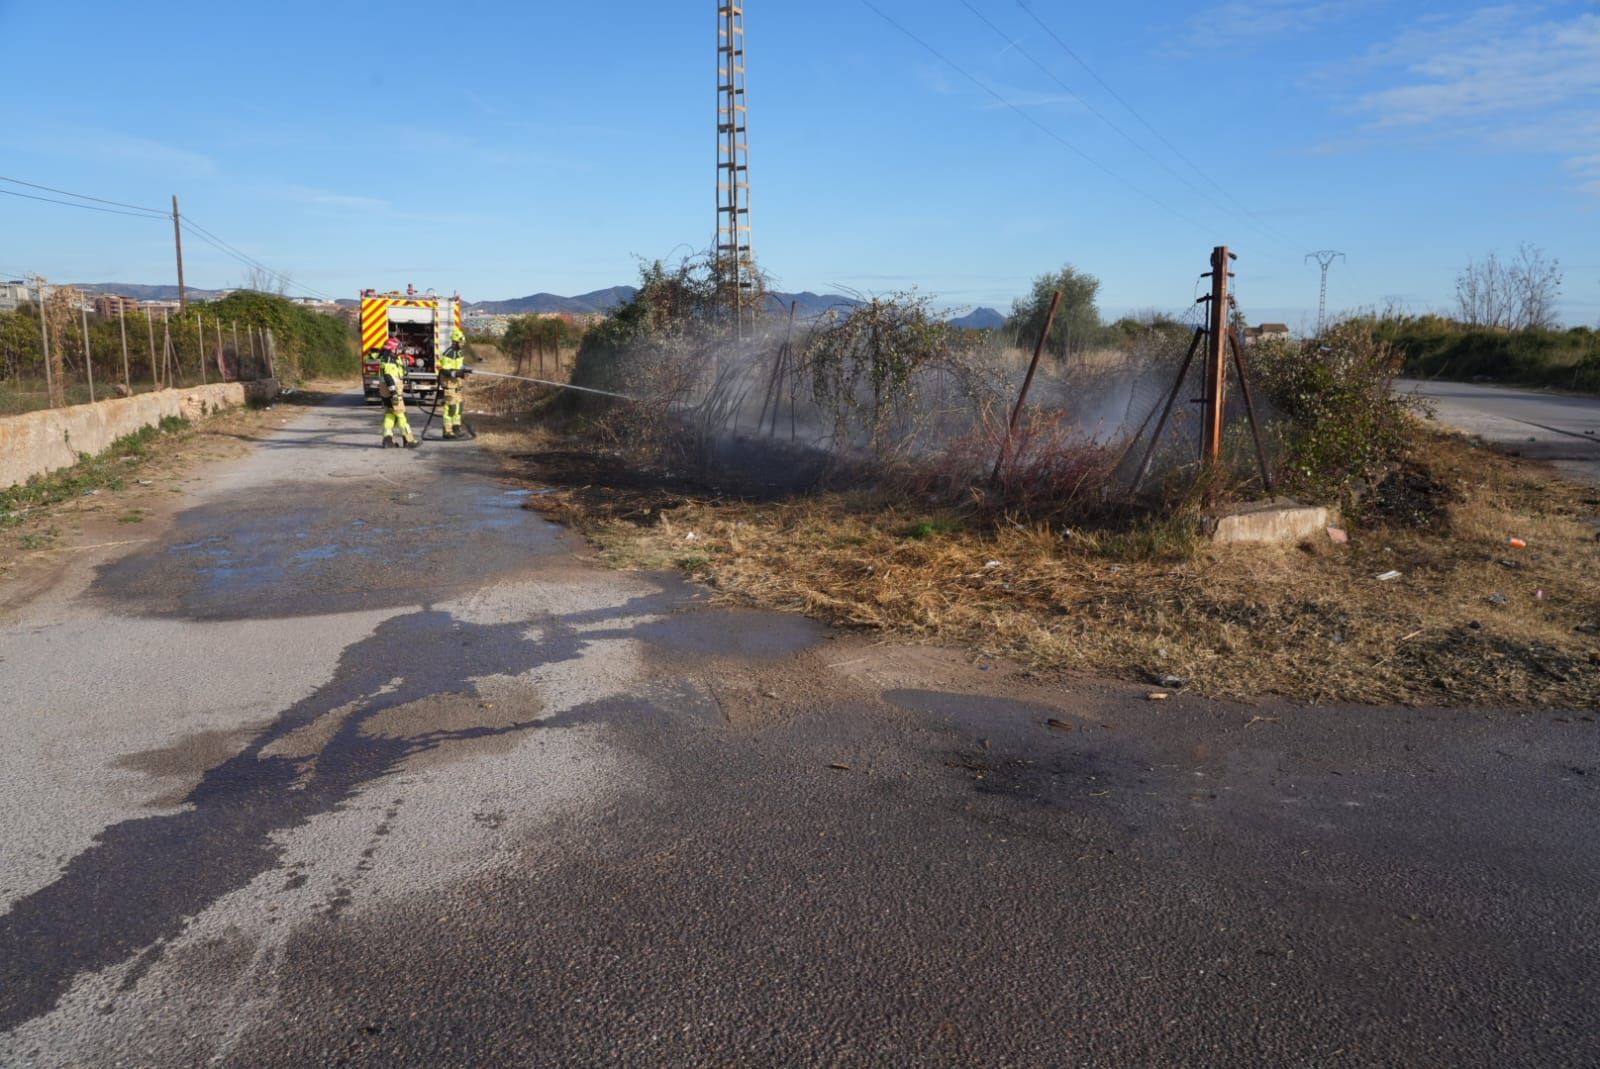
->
[1252,322,1414,505]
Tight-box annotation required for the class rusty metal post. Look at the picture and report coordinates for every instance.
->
[1227,328,1274,491]
[992,289,1062,485]
[1131,327,1205,494]
[1201,246,1232,464]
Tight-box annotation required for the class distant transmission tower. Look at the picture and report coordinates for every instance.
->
[716,2,755,340]
[1305,250,1345,335]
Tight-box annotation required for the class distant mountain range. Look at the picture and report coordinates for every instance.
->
[63,282,1007,329]
[467,288,867,319]
[71,283,230,301]
[950,307,1005,330]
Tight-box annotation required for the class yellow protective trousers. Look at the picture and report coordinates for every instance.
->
[383,396,414,441]
[440,382,463,432]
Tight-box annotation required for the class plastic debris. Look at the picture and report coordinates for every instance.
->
[1326,526,1349,545]
[1535,589,1546,601]
[1376,570,1402,582]
[1488,594,1509,606]
[1147,692,1171,701]
[984,560,1002,570]
[1506,537,1527,550]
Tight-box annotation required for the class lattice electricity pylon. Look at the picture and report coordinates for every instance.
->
[1305,250,1344,336]
[717,2,756,340]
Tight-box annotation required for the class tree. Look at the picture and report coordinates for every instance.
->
[1007,265,1102,361]
[1455,244,1562,330]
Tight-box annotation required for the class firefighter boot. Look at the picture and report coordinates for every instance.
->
[403,434,419,448]
[382,436,395,448]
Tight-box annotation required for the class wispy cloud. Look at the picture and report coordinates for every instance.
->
[1180,0,1375,47]
[17,127,217,178]
[1564,152,1600,197]
[1353,8,1600,126]
[272,184,391,212]
[1309,5,1600,196]
[258,182,496,226]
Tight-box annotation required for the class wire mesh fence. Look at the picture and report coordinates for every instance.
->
[0,282,275,417]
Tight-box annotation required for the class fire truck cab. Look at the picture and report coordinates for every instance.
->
[360,288,464,404]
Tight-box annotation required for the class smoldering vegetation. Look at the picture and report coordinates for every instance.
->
[560,256,1412,526]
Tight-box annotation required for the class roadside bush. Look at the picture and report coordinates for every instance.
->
[1251,321,1414,505]
[800,292,997,456]
[201,291,356,381]
[1368,314,1600,393]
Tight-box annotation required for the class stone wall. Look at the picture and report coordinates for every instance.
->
[0,380,278,489]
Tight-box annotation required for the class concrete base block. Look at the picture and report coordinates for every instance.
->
[1209,500,1332,545]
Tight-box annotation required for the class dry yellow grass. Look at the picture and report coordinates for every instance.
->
[479,410,1600,708]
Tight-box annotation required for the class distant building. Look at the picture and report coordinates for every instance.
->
[1245,322,1291,344]
[0,280,34,312]
[139,299,181,317]
[93,293,142,317]
[464,313,511,337]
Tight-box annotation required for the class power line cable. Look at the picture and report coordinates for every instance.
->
[182,226,334,303]
[958,0,1291,251]
[0,174,168,216]
[181,218,335,301]
[1010,0,1297,246]
[0,186,167,220]
[858,0,1214,237]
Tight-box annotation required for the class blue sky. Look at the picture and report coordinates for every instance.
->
[2,0,1598,329]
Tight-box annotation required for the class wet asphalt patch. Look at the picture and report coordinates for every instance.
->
[0,600,636,1033]
[89,476,571,622]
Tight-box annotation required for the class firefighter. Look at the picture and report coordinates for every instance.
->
[437,327,469,439]
[378,337,418,448]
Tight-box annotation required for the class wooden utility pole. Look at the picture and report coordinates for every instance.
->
[118,305,131,389]
[34,276,56,407]
[1201,246,1234,464]
[80,305,96,402]
[172,195,187,314]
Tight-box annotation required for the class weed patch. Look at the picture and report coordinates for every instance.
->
[488,423,1600,708]
[0,418,191,526]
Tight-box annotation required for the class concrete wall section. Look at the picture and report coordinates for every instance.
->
[0,380,278,490]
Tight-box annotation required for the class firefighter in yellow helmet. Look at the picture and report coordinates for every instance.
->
[437,326,471,439]
[378,336,418,448]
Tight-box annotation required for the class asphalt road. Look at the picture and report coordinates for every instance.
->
[2,393,1598,1068]
[1399,377,1600,486]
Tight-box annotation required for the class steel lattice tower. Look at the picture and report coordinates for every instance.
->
[717,3,755,338]
[1305,250,1345,336]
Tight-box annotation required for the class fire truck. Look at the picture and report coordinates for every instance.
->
[360,288,464,404]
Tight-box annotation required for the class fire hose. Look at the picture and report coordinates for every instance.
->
[413,367,634,445]
[467,369,637,401]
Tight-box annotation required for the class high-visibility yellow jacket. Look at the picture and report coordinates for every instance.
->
[379,357,407,398]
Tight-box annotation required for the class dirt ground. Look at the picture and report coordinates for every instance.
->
[468,380,1600,708]
[0,383,350,616]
